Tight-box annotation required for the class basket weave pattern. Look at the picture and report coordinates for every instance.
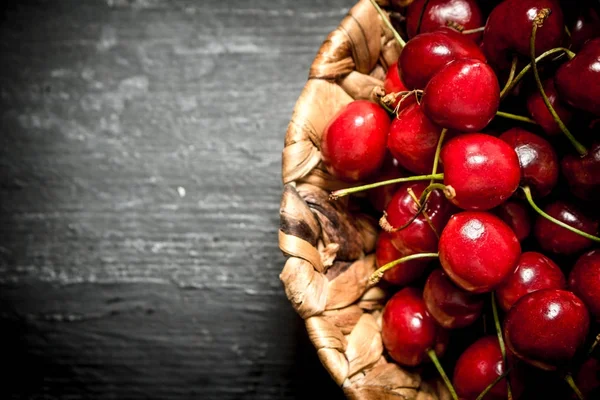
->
[279,1,450,399]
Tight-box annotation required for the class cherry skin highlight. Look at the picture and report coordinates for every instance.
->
[493,200,532,242]
[496,251,566,312]
[498,127,559,198]
[568,249,600,321]
[561,142,600,201]
[375,231,430,286]
[381,287,447,366]
[320,100,390,182]
[384,62,415,111]
[423,268,484,329]
[438,211,521,293]
[422,58,500,132]
[504,289,590,371]
[526,78,573,137]
[440,133,521,210]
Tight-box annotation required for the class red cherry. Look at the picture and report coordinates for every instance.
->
[526,78,574,137]
[555,38,600,117]
[405,0,484,42]
[504,289,590,370]
[423,268,484,329]
[496,251,566,312]
[440,133,521,210]
[387,103,443,174]
[384,182,455,254]
[381,287,447,366]
[561,142,600,201]
[493,200,532,242]
[384,62,415,111]
[498,127,559,198]
[438,211,521,293]
[320,100,390,181]
[367,154,405,213]
[572,357,600,399]
[422,58,500,132]
[481,0,564,70]
[399,27,486,90]
[375,231,430,286]
[534,200,599,255]
[453,336,524,400]
[568,249,600,321]
[570,6,600,52]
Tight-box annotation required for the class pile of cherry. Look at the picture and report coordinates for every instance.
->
[321,0,600,399]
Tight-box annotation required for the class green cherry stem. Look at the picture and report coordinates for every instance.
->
[564,374,584,400]
[530,9,588,157]
[430,128,447,185]
[369,0,406,48]
[499,55,519,98]
[496,111,538,125]
[461,26,485,35]
[522,186,600,243]
[492,292,513,400]
[474,367,513,400]
[427,349,459,400]
[329,173,444,200]
[369,253,439,285]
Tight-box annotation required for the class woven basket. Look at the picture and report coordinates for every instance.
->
[278,1,451,399]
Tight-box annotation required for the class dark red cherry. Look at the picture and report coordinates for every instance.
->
[384,182,455,254]
[423,269,484,329]
[405,0,484,42]
[568,249,600,321]
[504,289,590,370]
[384,62,415,111]
[561,142,600,201]
[498,127,559,198]
[320,100,390,181]
[534,200,598,255]
[526,78,574,137]
[381,287,447,366]
[481,0,564,70]
[494,200,532,242]
[387,103,443,174]
[440,133,521,210]
[555,38,600,117]
[375,231,430,286]
[422,58,499,132]
[570,6,600,52]
[572,357,600,399]
[496,251,566,312]
[453,336,524,400]
[399,28,486,90]
[367,154,405,212]
[438,211,521,293]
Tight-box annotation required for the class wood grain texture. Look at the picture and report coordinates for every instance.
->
[0,0,356,398]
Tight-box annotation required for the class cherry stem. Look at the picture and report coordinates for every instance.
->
[496,111,537,125]
[461,26,485,34]
[491,292,513,400]
[416,0,431,36]
[500,47,576,100]
[474,367,513,400]
[369,0,406,48]
[588,333,600,356]
[369,252,438,285]
[427,349,459,400]
[499,55,518,98]
[564,25,571,38]
[521,186,600,243]
[430,128,447,185]
[565,374,584,400]
[530,9,588,157]
[329,173,444,200]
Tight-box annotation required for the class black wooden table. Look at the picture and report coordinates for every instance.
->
[0,1,354,398]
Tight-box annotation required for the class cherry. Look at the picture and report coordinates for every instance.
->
[375,231,430,286]
[399,27,486,90]
[320,100,390,181]
[438,211,521,293]
[504,288,590,370]
[367,154,405,212]
[494,200,532,242]
[384,182,455,254]
[562,142,600,201]
[555,38,600,117]
[387,103,443,175]
[533,200,599,255]
[381,287,447,366]
[496,251,566,312]
[568,249,600,321]
[405,0,484,42]
[572,357,600,399]
[481,0,564,70]
[526,78,574,137]
[423,268,484,329]
[453,336,524,400]
[570,6,600,52]
[384,61,415,111]
[440,133,520,210]
[498,127,559,198]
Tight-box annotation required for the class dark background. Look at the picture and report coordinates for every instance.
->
[0,0,354,398]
